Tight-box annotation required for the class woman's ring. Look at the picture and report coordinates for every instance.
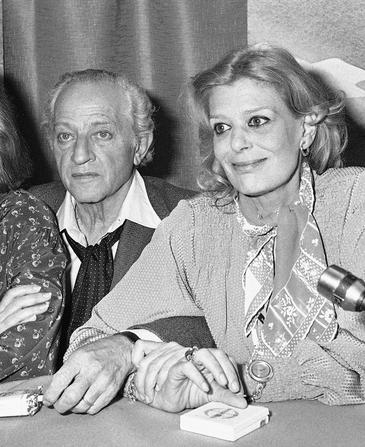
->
[185,346,199,362]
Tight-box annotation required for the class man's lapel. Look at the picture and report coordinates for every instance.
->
[111,219,155,289]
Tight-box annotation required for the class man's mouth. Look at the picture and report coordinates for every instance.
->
[72,172,99,178]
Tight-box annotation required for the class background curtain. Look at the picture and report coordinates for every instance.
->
[1,0,247,190]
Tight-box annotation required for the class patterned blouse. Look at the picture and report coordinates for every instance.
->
[0,190,67,382]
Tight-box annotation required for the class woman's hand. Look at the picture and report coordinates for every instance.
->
[131,340,247,412]
[0,284,51,334]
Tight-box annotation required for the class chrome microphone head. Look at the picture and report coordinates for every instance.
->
[317,265,365,312]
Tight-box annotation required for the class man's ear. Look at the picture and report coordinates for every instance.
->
[300,114,317,150]
[133,132,153,166]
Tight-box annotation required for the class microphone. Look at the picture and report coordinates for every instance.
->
[317,265,365,312]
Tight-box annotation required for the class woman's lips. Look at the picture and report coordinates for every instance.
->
[232,158,266,171]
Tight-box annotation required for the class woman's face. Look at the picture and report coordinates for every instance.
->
[209,78,304,199]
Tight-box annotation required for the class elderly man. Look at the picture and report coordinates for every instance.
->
[29,69,213,412]
[32,70,197,343]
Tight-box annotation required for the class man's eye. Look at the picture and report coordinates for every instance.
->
[96,131,112,140]
[248,116,269,127]
[213,123,231,135]
[57,133,73,143]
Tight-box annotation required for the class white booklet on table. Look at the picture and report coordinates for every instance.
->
[180,401,269,442]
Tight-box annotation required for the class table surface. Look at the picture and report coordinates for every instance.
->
[0,376,364,447]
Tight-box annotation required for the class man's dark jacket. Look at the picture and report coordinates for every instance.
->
[30,176,215,349]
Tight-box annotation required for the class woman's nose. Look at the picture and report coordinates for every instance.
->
[231,128,250,152]
[71,137,94,164]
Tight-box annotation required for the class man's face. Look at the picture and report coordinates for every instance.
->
[52,81,137,204]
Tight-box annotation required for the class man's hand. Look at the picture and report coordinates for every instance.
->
[0,285,51,334]
[43,333,134,414]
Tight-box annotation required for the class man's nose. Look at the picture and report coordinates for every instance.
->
[231,128,250,152]
[71,137,94,164]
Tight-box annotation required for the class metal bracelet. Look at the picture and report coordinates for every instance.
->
[124,372,137,402]
[249,382,266,402]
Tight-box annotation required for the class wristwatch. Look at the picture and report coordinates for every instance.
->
[246,360,273,402]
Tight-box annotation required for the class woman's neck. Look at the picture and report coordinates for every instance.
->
[238,174,300,225]
[238,196,282,226]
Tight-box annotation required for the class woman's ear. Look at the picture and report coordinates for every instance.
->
[133,132,153,166]
[300,114,317,151]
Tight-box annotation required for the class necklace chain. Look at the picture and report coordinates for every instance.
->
[234,199,274,233]
[256,207,280,221]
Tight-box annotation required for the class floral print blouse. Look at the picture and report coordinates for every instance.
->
[0,190,67,382]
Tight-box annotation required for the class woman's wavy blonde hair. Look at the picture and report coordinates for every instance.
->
[185,44,347,202]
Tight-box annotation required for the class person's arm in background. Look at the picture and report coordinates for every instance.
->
[0,191,67,382]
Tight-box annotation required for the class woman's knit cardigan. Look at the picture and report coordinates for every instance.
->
[68,167,365,405]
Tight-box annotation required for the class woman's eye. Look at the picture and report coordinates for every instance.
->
[57,133,73,143]
[248,116,269,127]
[96,131,112,140]
[213,123,231,135]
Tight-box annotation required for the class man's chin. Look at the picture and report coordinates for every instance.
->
[70,191,105,205]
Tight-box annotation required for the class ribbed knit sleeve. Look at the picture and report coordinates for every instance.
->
[242,326,365,405]
[67,200,203,355]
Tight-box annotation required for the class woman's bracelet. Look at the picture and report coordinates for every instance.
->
[124,372,137,402]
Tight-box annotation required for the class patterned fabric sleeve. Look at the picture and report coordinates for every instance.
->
[0,191,67,382]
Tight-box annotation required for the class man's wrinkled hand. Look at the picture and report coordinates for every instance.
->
[43,334,134,414]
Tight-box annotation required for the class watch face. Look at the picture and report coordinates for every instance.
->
[248,360,274,383]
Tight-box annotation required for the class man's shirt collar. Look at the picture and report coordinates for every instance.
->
[57,171,161,245]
